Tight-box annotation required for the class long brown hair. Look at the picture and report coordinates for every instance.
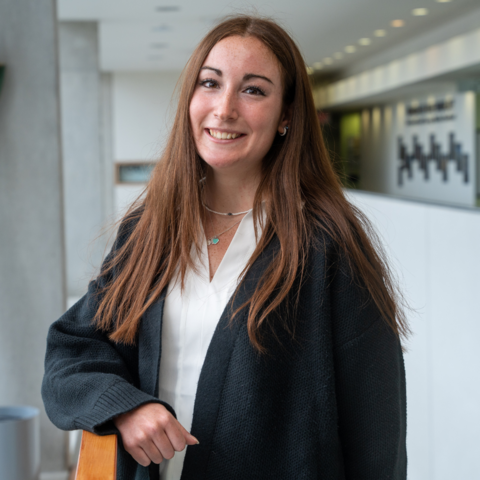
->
[95,15,409,352]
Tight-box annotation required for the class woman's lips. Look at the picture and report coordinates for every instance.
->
[206,128,245,140]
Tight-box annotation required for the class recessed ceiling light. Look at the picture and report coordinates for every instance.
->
[306,67,314,75]
[359,38,371,46]
[374,29,387,37]
[323,57,333,65]
[436,0,451,3]
[412,8,429,16]
[155,6,181,12]
[345,45,356,53]
[333,52,344,59]
[391,19,405,27]
[313,62,323,70]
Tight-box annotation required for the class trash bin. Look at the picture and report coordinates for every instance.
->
[0,406,40,480]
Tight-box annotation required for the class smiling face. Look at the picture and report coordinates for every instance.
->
[189,35,289,178]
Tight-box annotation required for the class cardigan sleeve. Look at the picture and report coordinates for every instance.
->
[330,254,407,479]
[41,213,175,435]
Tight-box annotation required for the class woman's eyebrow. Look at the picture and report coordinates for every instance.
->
[201,66,221,76]
[243,73,274,85]
[200,66,274,85]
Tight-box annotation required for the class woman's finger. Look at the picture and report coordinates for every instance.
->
[163,416,188,451]
[139,439,164,465]
[122,426,164,466]
[125,444,159,467]
[152,430,176,460]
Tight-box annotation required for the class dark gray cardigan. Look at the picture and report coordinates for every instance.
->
[42,219,407,480]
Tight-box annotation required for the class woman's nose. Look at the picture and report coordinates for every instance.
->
[213,90,238,121]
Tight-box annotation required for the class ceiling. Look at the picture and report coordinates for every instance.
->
[57,0,480,74]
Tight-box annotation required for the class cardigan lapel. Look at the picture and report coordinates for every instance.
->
[180,235,280,480]
[138,289,167,397]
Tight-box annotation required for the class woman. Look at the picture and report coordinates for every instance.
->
[42,15,408,480]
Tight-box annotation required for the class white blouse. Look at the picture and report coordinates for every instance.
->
[158,208,263,479]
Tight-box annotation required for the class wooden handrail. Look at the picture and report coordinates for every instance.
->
[75,431,117,480]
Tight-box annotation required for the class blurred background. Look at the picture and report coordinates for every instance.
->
[1,0,479,478]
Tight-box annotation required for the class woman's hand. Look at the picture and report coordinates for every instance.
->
[113,403,199,466]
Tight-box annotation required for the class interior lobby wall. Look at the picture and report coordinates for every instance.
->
[0,0,67,473]
[112,71,181,162]
[360,91,477,207]
[111,71,180,217]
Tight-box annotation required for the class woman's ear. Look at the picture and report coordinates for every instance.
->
[277,104,293,134]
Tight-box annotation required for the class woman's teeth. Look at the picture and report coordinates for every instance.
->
[209,129,241,140]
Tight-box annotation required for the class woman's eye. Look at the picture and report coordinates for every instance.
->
[244,86,265,96]
[199,78,218,88]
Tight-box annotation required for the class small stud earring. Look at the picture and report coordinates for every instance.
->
[279,126,289,137]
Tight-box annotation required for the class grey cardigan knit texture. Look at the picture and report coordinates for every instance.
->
[42,217,407,480]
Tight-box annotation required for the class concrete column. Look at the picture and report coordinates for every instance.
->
[59,22,113,299]
[0,0,67,474]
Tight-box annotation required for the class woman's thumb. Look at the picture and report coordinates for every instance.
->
[178,421,199,445]
[186,432,199,445]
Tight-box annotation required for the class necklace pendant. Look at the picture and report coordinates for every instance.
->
[207,236,220,246]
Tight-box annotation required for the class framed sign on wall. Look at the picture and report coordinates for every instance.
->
[115,162,156,185]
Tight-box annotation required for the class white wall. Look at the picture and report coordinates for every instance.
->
[360,91,477,207]
[112,71,180,161]
[111,72,180,217]
[114,184,146,220]
[348,189,480,480]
